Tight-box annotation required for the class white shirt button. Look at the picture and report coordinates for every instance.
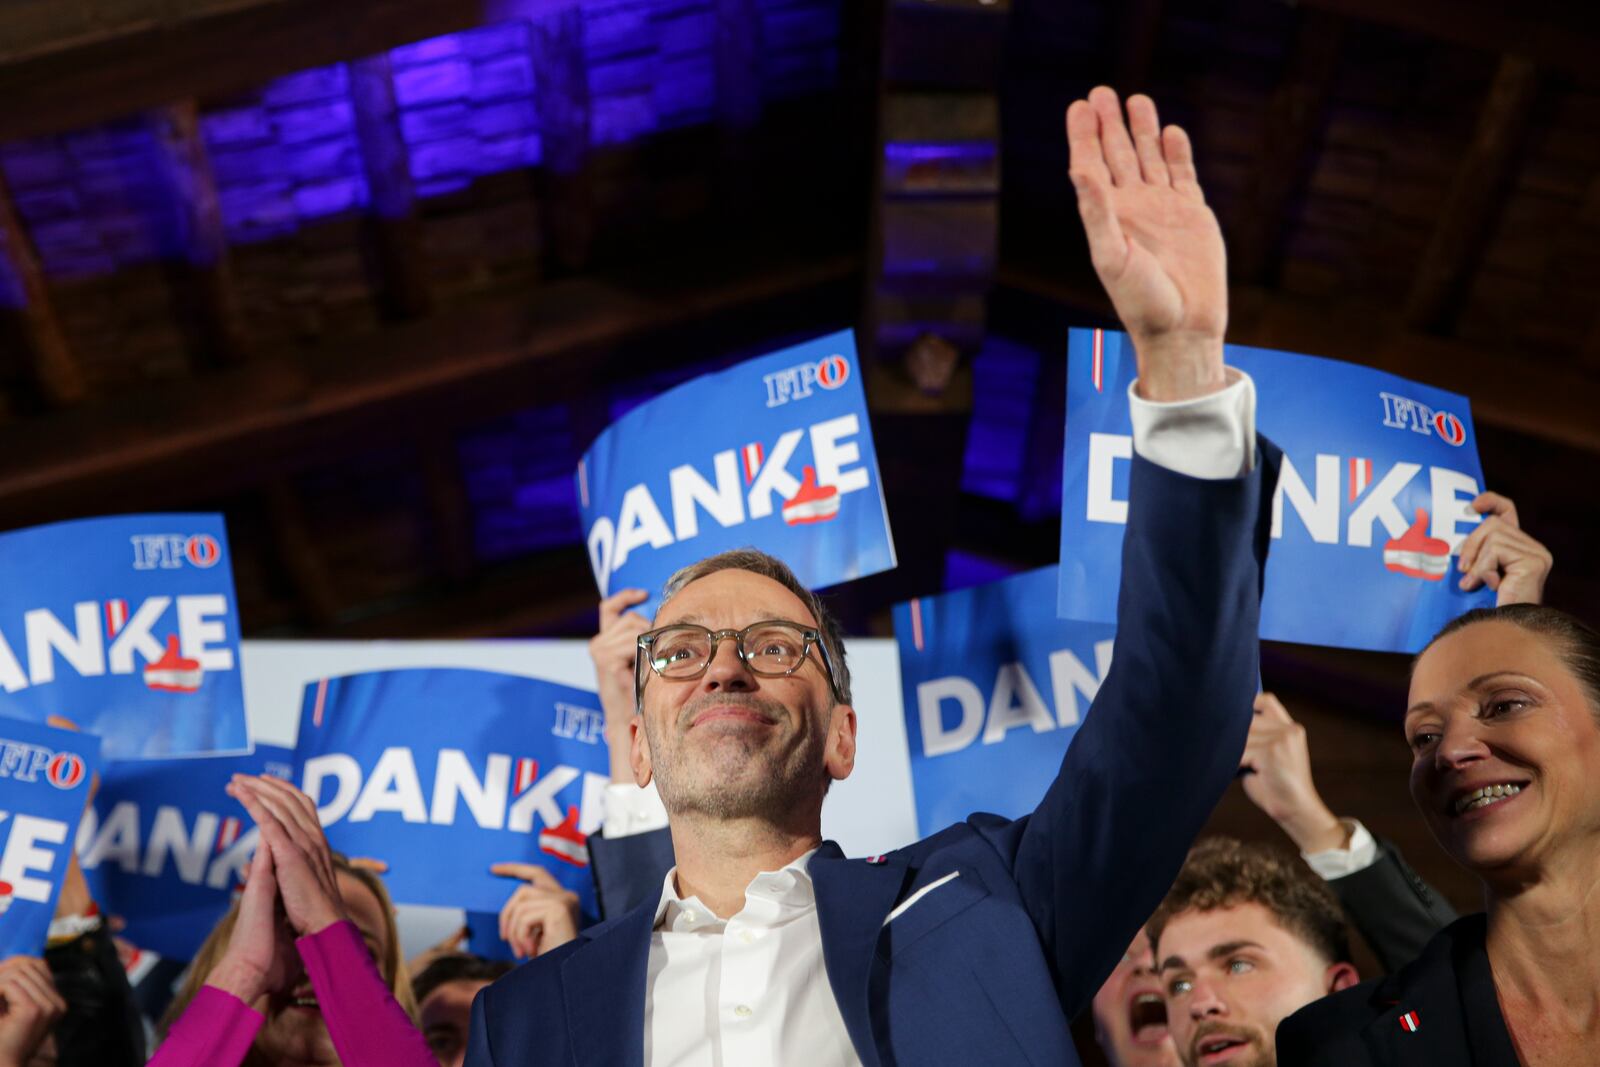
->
[733,1005,753,1019]
[683,910,698,923]
[739,930,755,944]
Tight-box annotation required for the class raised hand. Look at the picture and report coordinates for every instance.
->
[203,842,297,1006]
[227,774,348,936]
[490,862,581,959]
[1457,492,1552,606]
[1239,693,1348,854]
[1067,87,1228,402]
[589,588,653,781]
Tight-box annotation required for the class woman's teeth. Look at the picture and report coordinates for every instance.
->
[1455,783,1522,814]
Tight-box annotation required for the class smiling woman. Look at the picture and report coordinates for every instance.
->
[1278,604,1600,1067]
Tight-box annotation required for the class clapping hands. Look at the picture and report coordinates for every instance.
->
[205,775,350,1005]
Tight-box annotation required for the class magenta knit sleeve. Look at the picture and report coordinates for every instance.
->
[296,920,437,1067]
[149,985,264,1067]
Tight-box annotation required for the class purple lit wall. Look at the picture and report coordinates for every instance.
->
[0,0,842,279]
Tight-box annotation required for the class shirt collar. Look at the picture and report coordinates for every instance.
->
[654,847,821,932]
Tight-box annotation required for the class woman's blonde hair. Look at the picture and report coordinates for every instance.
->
[159,853,417,1041]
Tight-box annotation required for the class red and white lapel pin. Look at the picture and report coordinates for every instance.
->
[1398,1011,1421,1033]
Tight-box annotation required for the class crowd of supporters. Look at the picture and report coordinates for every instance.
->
[0,86,1590,1067]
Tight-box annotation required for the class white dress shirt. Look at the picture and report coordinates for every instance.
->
[604,370,1265,1065]
[1302,818,1379,879]
[644,850,861,1067]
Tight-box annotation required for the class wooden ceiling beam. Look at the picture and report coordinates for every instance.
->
[0,170,86,406]
[0,0,492,143]
[1297,0,1600,82]
[349,53,434,321]
[419,433,476,584]
[530,8,593,274]
[1112,0,1164,94]
[145,100,250,367]
[263,477,343,628]
[1230,10,1346,285]
[316,547,599,638]
[0,246,859,526]
[1403,54,1540,333]
[999,264,1600,455]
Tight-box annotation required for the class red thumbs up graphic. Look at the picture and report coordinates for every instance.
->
[1383,508,1450,581]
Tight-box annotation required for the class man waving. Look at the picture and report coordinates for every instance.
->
[467,88,1276,1067]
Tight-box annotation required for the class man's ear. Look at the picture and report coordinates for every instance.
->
[824,704,857,781]
[1324,960,1360,994]
[630,715,653,788]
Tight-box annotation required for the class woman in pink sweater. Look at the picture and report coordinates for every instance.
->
[153,774,437,1067]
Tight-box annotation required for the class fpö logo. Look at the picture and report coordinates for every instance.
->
[130,533,223,570]
[1380,392,1466,447]
[762,354,851,408]
[0,738,88,790]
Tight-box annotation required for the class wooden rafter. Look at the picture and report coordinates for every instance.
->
[1230,10,1346,285]
[529,8,593,274]
[1113,0,1164,93]
[419,433,475,584]
[1403,54,1541,333]
[0,245,858,526]
[0,0,491,143]
[1297,0,1600,83]
[264,477,342,629]
[0,170,85,407]
[349,52,434,321]
[145,100,249,367]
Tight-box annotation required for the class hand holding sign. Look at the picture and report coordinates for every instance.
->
[227,774,347,936]
[491,862,581,959]
[1456,492,1553,605]
[0,956,65,1066]
[590,589,653,779]
[1067,88,1227,402]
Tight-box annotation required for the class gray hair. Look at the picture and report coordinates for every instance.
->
[660,548,853,704]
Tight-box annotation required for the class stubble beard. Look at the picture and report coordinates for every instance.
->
[646,691,831,822]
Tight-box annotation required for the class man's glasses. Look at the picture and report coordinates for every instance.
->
[634,620,843,711]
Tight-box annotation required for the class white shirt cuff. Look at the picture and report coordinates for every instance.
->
[1128,368,1256,479]
[602,781,669,838]
[1303,818,1378,880]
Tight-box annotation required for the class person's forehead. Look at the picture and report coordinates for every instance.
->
[1161,902,1292,959]
[422,978,491,1019]
[1410,622,1562,704]
[654,568,818,629]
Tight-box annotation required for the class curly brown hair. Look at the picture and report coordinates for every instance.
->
[1147,836,1350,966]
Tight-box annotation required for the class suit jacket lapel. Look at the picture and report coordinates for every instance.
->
[562,899,657,1067]
[809,843,911,1067]
[1361,922,1478,1067]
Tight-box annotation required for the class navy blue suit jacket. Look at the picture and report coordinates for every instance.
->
[467,440,1279,1067]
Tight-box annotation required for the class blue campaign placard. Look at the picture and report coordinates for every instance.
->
[0,514,249,759]
[1058,329,1495,652]
[0,719,100,957]
[293,669,610,915]
[895,567,1116,836]
[78,746,293,960]
[578,331,896,613]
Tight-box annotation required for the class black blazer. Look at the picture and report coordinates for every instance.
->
[1327,837,1459,974]
[1276,914,1519,1067]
